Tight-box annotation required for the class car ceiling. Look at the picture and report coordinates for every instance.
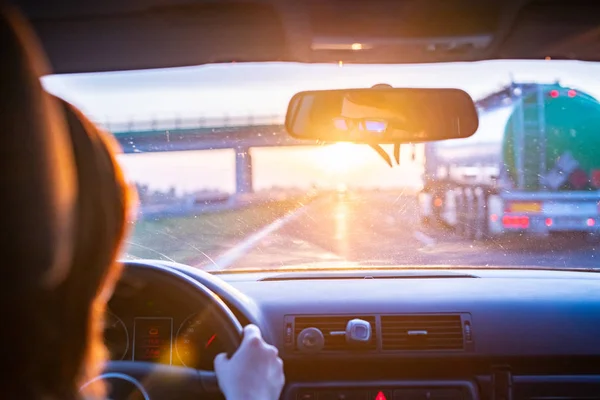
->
[9,0,600,74]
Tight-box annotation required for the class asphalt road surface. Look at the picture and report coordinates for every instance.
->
[224,191,600,270]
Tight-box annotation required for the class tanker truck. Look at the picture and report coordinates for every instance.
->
[418,82,600,239]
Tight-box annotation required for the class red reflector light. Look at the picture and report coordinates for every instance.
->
[568,89,577,97]
[549,89,559,98]
[434,198,443,207]
[587,218,595,227]
[545,218,553,227]
[503,215,530,229]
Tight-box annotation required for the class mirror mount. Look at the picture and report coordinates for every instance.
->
[368,142,403,168]
[394,143,401,165]
[369,143,393,168]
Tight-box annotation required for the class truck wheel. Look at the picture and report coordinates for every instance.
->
[452,189,462,235]
[456,189,468,237]
[472,189,483,240]
[462,188,476,240]
[473,188,489,241]
[434,192,447,228]
[418,191,435,227]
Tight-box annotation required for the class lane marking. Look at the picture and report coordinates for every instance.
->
[203,204,310,271]
[413,231,436,247]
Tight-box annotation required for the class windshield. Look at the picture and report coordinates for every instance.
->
[43,60,600,272]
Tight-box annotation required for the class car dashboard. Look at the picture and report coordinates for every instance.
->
[108,261,600,400]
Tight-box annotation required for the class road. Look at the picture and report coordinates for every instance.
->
[220,191,600,270]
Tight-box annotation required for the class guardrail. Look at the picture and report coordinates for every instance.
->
[95,114,286,133]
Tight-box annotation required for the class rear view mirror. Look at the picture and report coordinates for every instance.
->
[285,87,479,144]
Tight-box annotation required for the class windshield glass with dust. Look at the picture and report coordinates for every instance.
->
[42,60,600,272]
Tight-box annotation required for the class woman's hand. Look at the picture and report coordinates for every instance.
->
[214,324,285,400]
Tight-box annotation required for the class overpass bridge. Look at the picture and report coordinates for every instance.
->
[101,114,316,195]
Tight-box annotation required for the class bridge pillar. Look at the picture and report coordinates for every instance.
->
[235,147,253,194]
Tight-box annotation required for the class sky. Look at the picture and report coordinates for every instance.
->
[41,60,600,194]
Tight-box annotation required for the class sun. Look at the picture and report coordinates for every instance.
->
[311,142,372,174]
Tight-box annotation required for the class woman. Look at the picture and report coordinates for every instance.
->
[1,5,283,400]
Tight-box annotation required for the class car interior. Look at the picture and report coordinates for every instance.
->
[4,1,600,400]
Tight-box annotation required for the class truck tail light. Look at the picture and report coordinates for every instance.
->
[503,215,530,229]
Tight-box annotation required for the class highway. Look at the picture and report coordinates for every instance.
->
[217,191,600,271]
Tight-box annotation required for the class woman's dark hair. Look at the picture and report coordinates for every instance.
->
[49,99,135,399]
[20,99,134,400]
[1,5,134,399]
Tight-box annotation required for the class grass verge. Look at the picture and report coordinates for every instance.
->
[122,197,308,265]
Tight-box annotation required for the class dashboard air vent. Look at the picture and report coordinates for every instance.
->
[381,314,464,351]
[294,315,377,351]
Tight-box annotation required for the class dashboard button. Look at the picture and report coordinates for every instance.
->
[429,389,463,400]
[319,390,366,400]
[394,389,463,400]
[394,389,427,400]
[297,390,316,400]
[297,327,325,353]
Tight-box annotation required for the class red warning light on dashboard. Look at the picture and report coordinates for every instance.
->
[374,391,387,400]
[145,348,160,358]
[146,338,160,346]
[133,318,173,363]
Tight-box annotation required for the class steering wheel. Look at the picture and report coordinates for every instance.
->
[81,263,244,399]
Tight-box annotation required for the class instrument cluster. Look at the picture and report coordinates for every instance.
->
[104,277,228,370]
